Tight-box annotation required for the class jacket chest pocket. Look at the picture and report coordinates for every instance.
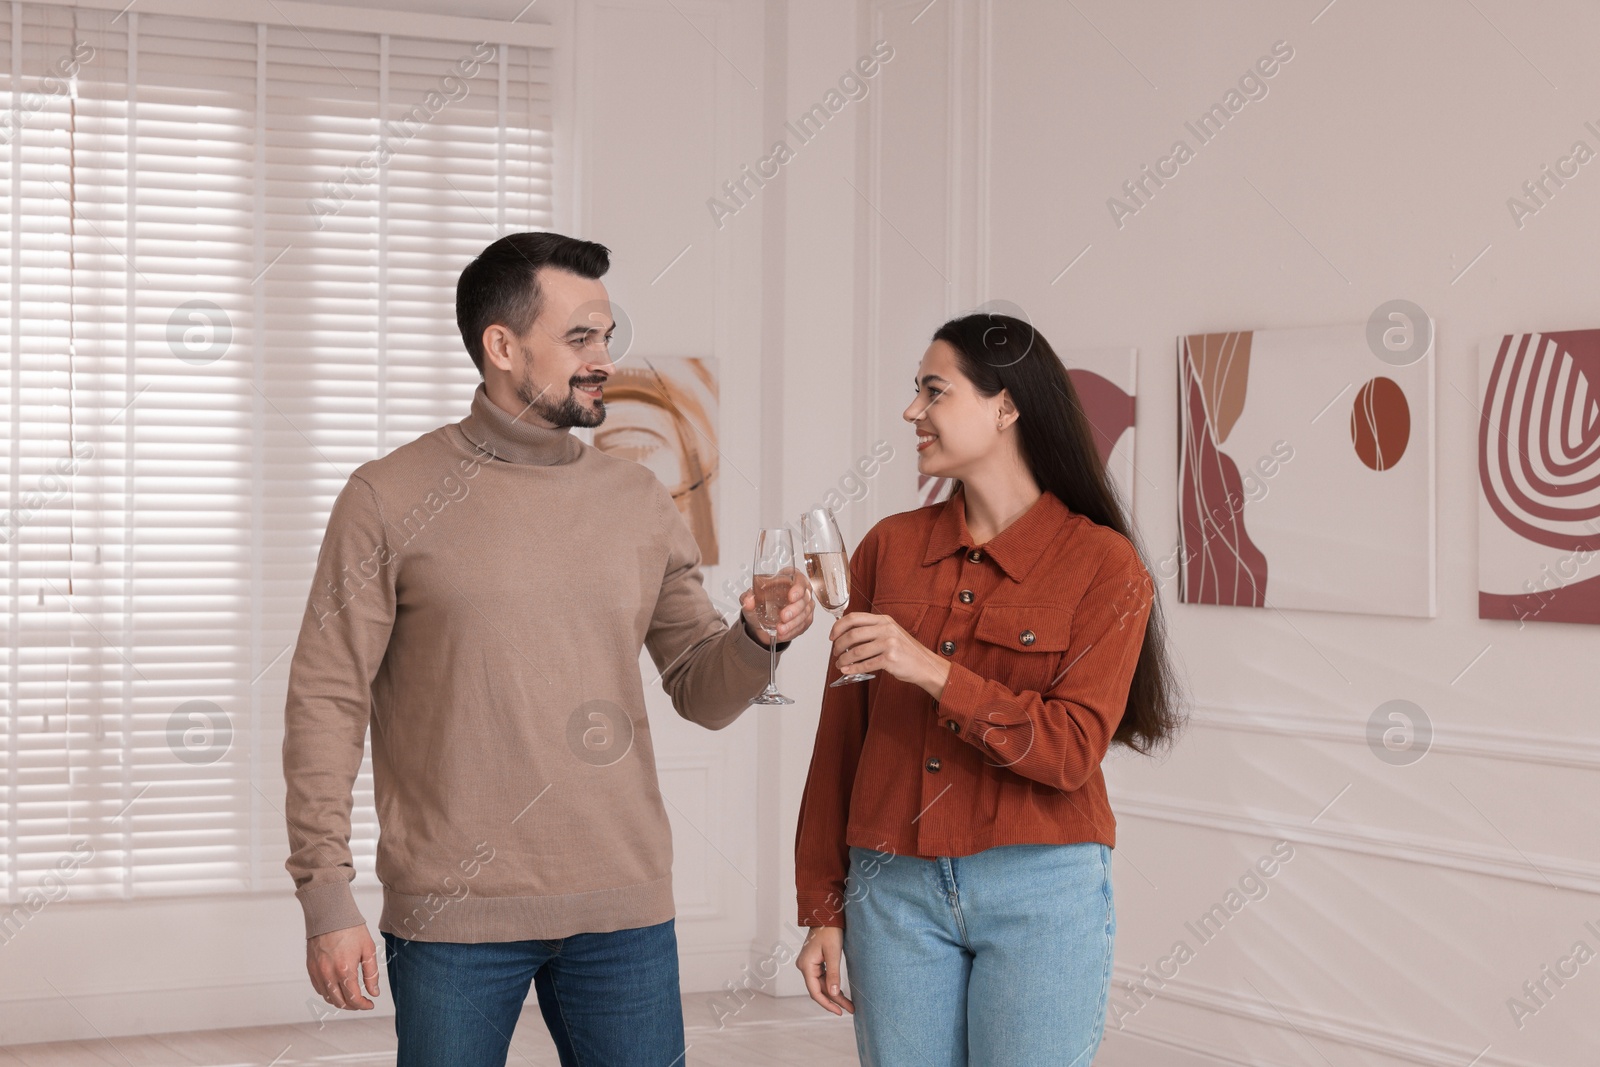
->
[876,600,931,642]
[972,604,1075,693]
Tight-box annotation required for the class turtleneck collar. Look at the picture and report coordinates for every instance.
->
[457,383,585,466]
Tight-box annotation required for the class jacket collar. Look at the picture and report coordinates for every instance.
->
[922,485,1068,581]
[458,383,584,466]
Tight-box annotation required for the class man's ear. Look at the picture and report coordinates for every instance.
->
[481,324,516,374]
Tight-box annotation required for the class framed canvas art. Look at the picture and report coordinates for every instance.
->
[593,356,721,565]
[1478,330,1600,625]
[1178,323,1435,617]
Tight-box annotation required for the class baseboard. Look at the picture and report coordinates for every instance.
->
[1109,966,1542,1067]
[0,975,361,1046]
[1097,1023,1303,1067]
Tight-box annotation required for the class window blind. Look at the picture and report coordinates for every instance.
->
[0,0,554,902]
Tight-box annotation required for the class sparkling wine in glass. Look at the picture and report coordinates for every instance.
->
[750,528,795,705]
[800,507,875,687]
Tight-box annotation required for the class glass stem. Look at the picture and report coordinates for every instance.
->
[768,629,778,690]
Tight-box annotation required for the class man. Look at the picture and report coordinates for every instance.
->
[283,231,813,1065]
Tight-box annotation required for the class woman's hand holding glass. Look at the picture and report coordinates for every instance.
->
[800,507,879,687]
[828,611,951,700]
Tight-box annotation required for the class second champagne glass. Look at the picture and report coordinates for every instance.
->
[800,507,876,687]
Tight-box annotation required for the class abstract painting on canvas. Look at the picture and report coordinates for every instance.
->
[1178,324,1435,617]
[1478,330,1600,625]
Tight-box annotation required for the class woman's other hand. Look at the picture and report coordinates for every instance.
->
[796,924,854,1015]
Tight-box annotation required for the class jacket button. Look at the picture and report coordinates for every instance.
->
[926,757,942,772]
[946,720,960,734]
[940,640,956,655]
[958,589,974,604]
[967,549,982,562]
[1020,629,1036,646]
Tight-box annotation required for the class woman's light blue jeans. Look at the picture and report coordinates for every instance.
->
[843,842,1115,1067]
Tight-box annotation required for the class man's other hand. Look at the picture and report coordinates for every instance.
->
[307,924,381,1010]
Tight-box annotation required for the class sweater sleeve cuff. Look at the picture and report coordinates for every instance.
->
[737,616,791,660]
[297,879,367,939]
[796,888,847,929]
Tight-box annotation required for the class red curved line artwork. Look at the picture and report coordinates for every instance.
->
[1480,572,1600,625]
[918,472,951,508]
[1179,334,1268,606]
[1067,368,1135,467]
[1480,331,1600,552]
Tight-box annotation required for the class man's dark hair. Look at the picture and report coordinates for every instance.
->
[455,232,611,374]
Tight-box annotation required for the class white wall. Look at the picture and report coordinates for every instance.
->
[829,1,1600,1065]
[9,2,1598,1059]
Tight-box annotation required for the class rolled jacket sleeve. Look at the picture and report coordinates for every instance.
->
[934,545,1152,793]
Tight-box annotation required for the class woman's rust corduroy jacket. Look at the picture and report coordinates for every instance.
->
[794,486,1154,928]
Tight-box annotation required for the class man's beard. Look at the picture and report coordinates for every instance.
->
[517,369,605,428]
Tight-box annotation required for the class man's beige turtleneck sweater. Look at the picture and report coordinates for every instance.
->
[283,384,783,942]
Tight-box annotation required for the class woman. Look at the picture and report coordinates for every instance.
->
[793,311,1182,1066]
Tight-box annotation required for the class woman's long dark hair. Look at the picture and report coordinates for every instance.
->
[932,311,1184,755]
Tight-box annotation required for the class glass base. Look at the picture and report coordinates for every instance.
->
[752,690,795,705]
[829,673,876,687]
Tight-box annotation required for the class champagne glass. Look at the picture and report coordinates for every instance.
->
[750,527,796,705]
[800,507,876,687]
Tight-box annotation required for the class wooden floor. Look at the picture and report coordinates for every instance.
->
[0,991,862,1066]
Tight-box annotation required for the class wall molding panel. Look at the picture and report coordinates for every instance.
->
[1112,793,1600,895]
[1190,702,1600,773]
[657,758,728,922]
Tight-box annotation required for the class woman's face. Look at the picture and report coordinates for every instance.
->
[902,339,1005,480]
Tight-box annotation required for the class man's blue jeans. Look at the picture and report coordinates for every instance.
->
[383,918,686,1066]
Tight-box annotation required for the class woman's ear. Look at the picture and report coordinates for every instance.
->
[996,389,1018,428]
